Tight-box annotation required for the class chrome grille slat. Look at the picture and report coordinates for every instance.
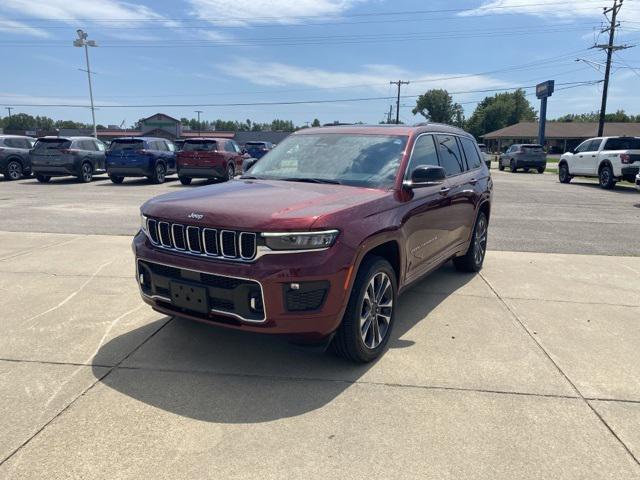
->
[145,217,256,262]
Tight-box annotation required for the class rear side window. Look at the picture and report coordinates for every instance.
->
[79,140,97,151]
[604,137,640,150]
[154,141,168,151]
[34,139,71,151]
[109,140,144,151]
[183,140,218,152]
[4,138,26,148]
[459,137,482,169]
[406,135,439,178]
[224,141,236,153]
[95,141,106,152]
[435,135,465,176]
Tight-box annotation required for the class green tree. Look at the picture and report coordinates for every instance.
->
[412,89,464,126]
[311,118,321,127]
[466,89,536,139]
[553,110,639,123]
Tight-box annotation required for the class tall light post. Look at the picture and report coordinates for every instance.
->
[195,110,203,136]
[74,29,98,138]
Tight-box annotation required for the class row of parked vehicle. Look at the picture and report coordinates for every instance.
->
[0,134,275,184]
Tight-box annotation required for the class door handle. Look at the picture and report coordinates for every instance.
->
[469,178,478,185]
[591,155,596,157]
[439,186,451,195]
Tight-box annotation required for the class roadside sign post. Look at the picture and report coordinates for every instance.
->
[536,80,554,148]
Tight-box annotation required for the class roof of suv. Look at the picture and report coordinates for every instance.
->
[110,136,171,141]
[294,123,471,137]
[182,137,229,142]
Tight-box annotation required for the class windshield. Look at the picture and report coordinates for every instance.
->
[34,139,71,150]
[183,140,218,152]
[109,140,144,151]
[247,133,407,189]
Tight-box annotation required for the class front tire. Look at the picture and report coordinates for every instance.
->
[36,174,51,183]
[5,160,23,180]
[332,257,397,363]
[510,159,517,172]
[179,176,192,185]
[79,162,93,183]
[149,162,166,184]
[498,161,505,171]
[599,164,616,189]
[225,163,235,182]
[109,175,124,184]
[558,163,571,183]
[453,211,488,273]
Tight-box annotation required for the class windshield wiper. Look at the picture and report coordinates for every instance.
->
[280,177,342,185]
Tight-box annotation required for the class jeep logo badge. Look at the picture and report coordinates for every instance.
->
[187,213,204,220]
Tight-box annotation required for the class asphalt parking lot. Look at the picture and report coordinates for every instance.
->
[1,170,639,255]
[1,171,639,479]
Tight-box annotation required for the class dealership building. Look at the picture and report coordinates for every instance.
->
[482,121,640,153]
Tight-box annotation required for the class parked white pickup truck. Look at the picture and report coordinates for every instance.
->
[558,136,640,189]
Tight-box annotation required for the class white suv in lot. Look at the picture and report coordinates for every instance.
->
[558,136,640,189]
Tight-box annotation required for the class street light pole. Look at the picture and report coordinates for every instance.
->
[74,29,98,138]
[195,110,203,136]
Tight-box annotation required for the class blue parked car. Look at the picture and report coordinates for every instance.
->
[106,137,177,184]
[244,141,274,159]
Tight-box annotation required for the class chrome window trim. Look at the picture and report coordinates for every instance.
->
[239,232,257,260]
[171,224,186,251]
[220,230,238,258]
[202,228,219,256]
[136,258,267,323]
[158,221,172,247]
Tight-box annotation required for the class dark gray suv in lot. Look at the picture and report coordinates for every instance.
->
[30,136,107,183]
[499,144,546,173]
[0,135,36,180]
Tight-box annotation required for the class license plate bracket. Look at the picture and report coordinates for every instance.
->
[169,281,209,314]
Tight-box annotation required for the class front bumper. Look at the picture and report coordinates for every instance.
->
[132,231,353,340]
[635,173,640,191]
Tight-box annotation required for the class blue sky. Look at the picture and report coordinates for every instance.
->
[1,0,639,127]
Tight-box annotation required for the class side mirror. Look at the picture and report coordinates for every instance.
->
[241,148,247,154]
[403,165,446,188]
[242,157,258,173]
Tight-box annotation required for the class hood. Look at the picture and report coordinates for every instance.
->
[141,179,390,231]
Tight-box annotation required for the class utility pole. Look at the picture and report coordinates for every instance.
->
[390,80,409,124]
[387,105,393,124]
[195,110,203,136]
[594,0,629,136]
[5,107,12,119]
[73,29,98,138]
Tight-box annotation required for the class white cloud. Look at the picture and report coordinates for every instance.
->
[460,0,640,22]
[0,16,49,37]
[218,60,508,105]
[187,0,367,26]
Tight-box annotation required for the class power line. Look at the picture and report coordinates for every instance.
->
[0,81,602,109]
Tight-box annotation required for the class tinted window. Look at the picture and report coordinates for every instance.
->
[4,138,24,148]
[166,141,176,152]
[81,140,97,151]
[224,141,236,153]
[435,135,464,176]
[586,139,602,151]
[604,137,640,150]
[109,140,144,151]
[183,140,218,151]
[460,137,482,169]
[406,135,439,178]
[34,139,71,150]
[95,141,106,152]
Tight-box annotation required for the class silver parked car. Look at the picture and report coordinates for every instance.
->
[0,135,36,180]
[499,144,546,173]
[30,136,107,183]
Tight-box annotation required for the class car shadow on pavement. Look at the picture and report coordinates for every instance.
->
[95,178,178,187]
[18,176,109,185]
[569,180,638,194]
[92,263,475,424]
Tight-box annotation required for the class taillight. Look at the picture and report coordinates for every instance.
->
[620,153,632,164]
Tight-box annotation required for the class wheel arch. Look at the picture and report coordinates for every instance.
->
[598,159,613,173]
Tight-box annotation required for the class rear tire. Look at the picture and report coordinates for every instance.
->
[36,174,51,183]
[149,162,166,184]
[331,256,397,363]
[179,176,192,185]
[5,160,23,180]
[537,167,545,174]
[598,164,616,189]
[558,163,571,183]
[498,162,505,171]
[79,162,93,183]
[109,175,124,184]
[225,163,235,182]
[453,211,488,273]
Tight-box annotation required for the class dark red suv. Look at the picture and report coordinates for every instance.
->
[176,137,247,185]
[133,124,492,362]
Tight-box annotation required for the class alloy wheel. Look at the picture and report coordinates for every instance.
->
[473,214,488,266]
[156,164,166,182]
[359,272,393,349]
[7,161,22,180]
[82,163,93,182]
[227,164,235,180]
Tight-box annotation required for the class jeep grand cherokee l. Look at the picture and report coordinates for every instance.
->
[133,124,492,362]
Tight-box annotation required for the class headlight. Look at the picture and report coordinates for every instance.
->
[262,230,339,251]
[140,213,147,233]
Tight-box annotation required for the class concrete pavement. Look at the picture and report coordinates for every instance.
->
[0,231,639,479]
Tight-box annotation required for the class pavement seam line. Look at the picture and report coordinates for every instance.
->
[0,316,174,468]
[479,272,640,466]
[0,236,83,263]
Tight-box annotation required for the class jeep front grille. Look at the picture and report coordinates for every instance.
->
[146,217,257,261]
